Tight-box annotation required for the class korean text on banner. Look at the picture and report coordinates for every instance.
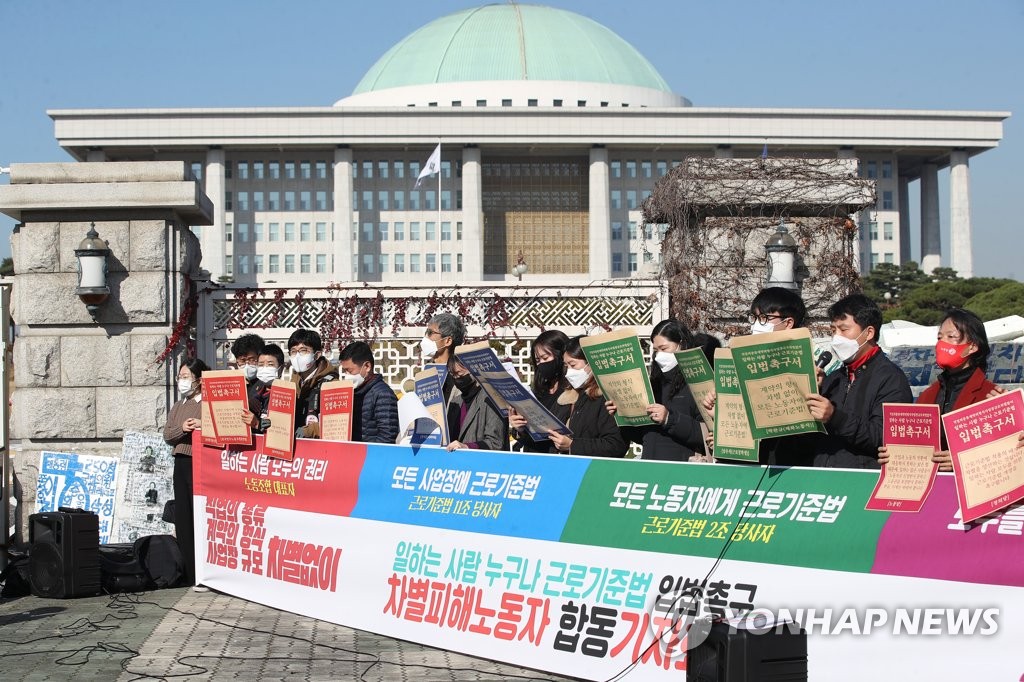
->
[713,348,759,462]
[728,328,824,440]
[320,380,355,442]
[455,342,569,440]
[866,403,941,512]
[202,370,252,446]
[265,380,297,460]
[414,367,449,445]
[580,328,655,427]
[943,388,1024,522]
[674,347,715,429]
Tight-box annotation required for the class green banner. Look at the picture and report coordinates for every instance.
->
[713,349,759,461]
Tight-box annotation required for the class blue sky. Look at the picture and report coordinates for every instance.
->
[1,0,1021,278]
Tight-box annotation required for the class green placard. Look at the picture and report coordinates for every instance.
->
[674,347,715,428]
[580,328,656,427]
[713,348,759,461]
[729,328,826,440]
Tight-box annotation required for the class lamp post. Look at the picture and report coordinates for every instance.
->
[765,219,799,291]
[74,222,111,318]
[511,250,528,281]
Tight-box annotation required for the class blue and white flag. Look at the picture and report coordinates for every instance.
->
[415,143,441,188]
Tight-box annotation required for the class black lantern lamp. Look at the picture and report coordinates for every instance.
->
[75,223,111,317]
[765,218,798,291]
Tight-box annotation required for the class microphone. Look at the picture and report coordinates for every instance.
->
[815,350,833,370]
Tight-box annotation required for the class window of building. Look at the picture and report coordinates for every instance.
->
[300,222,311,241]
[441,160,452,179]
[236,192,249,211]
[267,161,279,179]
[284,162,295,179]
[882,160,893,179]
[224,163,232,180]
[269,254,279,273]
[268,191,280,211]
[269,223,280,241]
[362,222,374,241]
[300,191,311,210]
[315,190,328,211]
[252,192,264,211]
[457,254,463,273]
[254,223,263,242]
[440,190,452,210]
[238,223,249,242]
[553,99,562,107]
[866,161,877,179]
[285,254,295,273]
[476,99,486,107]
[361,191,373,211]
[299,254,310,273]
[441,254,452,272]
[441,222,451,241]
[362,254,374,274]
[374,254,385,273]
[280,191,295,211]
[315,161,327,179]
[378,190,389,211]
[425,191,437,211]
[225,192,233,211]
[190,162,203,181]
[641,161,652,178]
[884,252,894,264]
[883,222,894,240]
[452,100,462,107]
[379,222,389,241]
[656,161,668,177]
[611,222,623,240]
[882,191,894,210]
[456,190,463,210]
[456,222,463,240]
[393,190,405,210]
[870,252,879,268]
[237,162,249,180]
[225,255,233,275]
[410,254,421,272]
[254,255,264,273]
[869,221,878,240]
[425,222,436,241]
[410,222,420,240]
[378,160,389,179]
[628,222,638,239]
[626,190,638,210]
[409,191,421,211]
[409,161,420,177]
[628,253,638,273]
[394,222,405,241]
[426,253,437,272]
[284,223,295,241]
[502,99,512,107]
[225,224,233,242]
[316,222,326,241]
[612,253,623,273]
[610,191,622,210]
[394,254,405,273]
[528,99,538,107]
[611,161,621,178]
[626,161,637,178]
[253,162,264,180]
[316,254,326,273]
[394,161,405,179]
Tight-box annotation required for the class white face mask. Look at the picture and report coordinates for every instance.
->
[242,364,258,381]
[654,351,678,372]
[177,378,194,395]
[420,336,438,360]
[256,366,280,384]
[346,371,365,389]
[291,351,316,374]
[750,320,777,335]
[832,331,868,363]
[565,366,591,390]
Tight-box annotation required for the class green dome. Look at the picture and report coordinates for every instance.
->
[352,4,673,95]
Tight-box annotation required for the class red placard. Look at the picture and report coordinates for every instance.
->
[265,380,297,460]
[866,403,941,512]
[320,380,355,442]
[203,370,253,446]
[200,380,221,447]
[943,389,1024,522]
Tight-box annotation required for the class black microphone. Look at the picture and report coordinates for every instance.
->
[816,350,833,369]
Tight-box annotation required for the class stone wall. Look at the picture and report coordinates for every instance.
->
[0,162,211,541]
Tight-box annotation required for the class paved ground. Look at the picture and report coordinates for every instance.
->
[0,588,578,681]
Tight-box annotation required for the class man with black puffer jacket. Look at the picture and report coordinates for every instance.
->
[340,341,400,444]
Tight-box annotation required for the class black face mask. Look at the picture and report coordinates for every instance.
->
[534,359,562,386]
[454,374,477,393]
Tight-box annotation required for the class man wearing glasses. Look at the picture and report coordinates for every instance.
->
[420,313,465,401]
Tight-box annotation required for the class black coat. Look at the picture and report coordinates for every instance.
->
[624,368,705,461]
[813,348,913,468]
[566,390,629,458]
[513,383,573,454]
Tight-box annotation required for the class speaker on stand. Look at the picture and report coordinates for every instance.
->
[28,507,101,598]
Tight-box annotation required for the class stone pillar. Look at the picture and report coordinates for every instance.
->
[920,163,941,273]
[898,175,911,263]
[204,148,226,280]
[333,147,354,281]
[949,150,973,278]
[588,147,611,279]
[0,161,211,539]
[461,146,484,282]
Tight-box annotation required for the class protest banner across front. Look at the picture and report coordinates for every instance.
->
[866,403,941,513]
[580,328,655,427]
[712,348,759,462]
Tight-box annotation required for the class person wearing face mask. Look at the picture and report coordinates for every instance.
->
[287,328,339,439]
[547,336,628,458]
[806,294,913,468]
[509,330,572,453]
[445,361,508,451]
[231,333,267,417]
[421,313,466,402]
[162,357,210,588]
[605,320,704,461]
[340,340,399,444]
[244,343,285,434]
[878,309,998,472]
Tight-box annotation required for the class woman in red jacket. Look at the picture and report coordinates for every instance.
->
[880,308,996,471]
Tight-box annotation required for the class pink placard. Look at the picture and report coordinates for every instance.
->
[866,403,941,512]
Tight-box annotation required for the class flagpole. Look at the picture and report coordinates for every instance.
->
[437,139,442,285]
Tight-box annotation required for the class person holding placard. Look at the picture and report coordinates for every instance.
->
[606,320,705,461]
[340,341,400,444]
[162,357,210,588]
[288,329,339,439]
[807,294,913,468]
[421,313,465,401]
[547,336,628,458]
[510,330,573,453]
[231,333,267,415]
[446,361,508,451]
[878,309,998,472]
[244,343,284,434]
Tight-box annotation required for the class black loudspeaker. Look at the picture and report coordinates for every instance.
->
[687,618,807,682]
[28,508,102,599]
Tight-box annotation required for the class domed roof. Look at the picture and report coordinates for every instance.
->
[347,4,676,100]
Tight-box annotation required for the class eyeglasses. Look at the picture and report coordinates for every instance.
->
[424,328,442,338]
[748,313,783,325]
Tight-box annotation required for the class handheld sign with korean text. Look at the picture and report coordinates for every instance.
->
[202,370,252,446]
[451,341,511,417]
[712,348,759,462]
[320,380,355,442]
[414,367,449,446]
[265,379,297,460]
[866,404,941,512]
[580,328,656,427]
[199,380,220,447]
[674,347,716,429]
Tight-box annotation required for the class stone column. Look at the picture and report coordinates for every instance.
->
[898,175,911,263]
[333,147,354,281]
[949,150,973,278]
[0,161,211,539]
[919,163,941,273]
[588,147,611,279]
[461,146,484,282]
[204,148,226,280]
